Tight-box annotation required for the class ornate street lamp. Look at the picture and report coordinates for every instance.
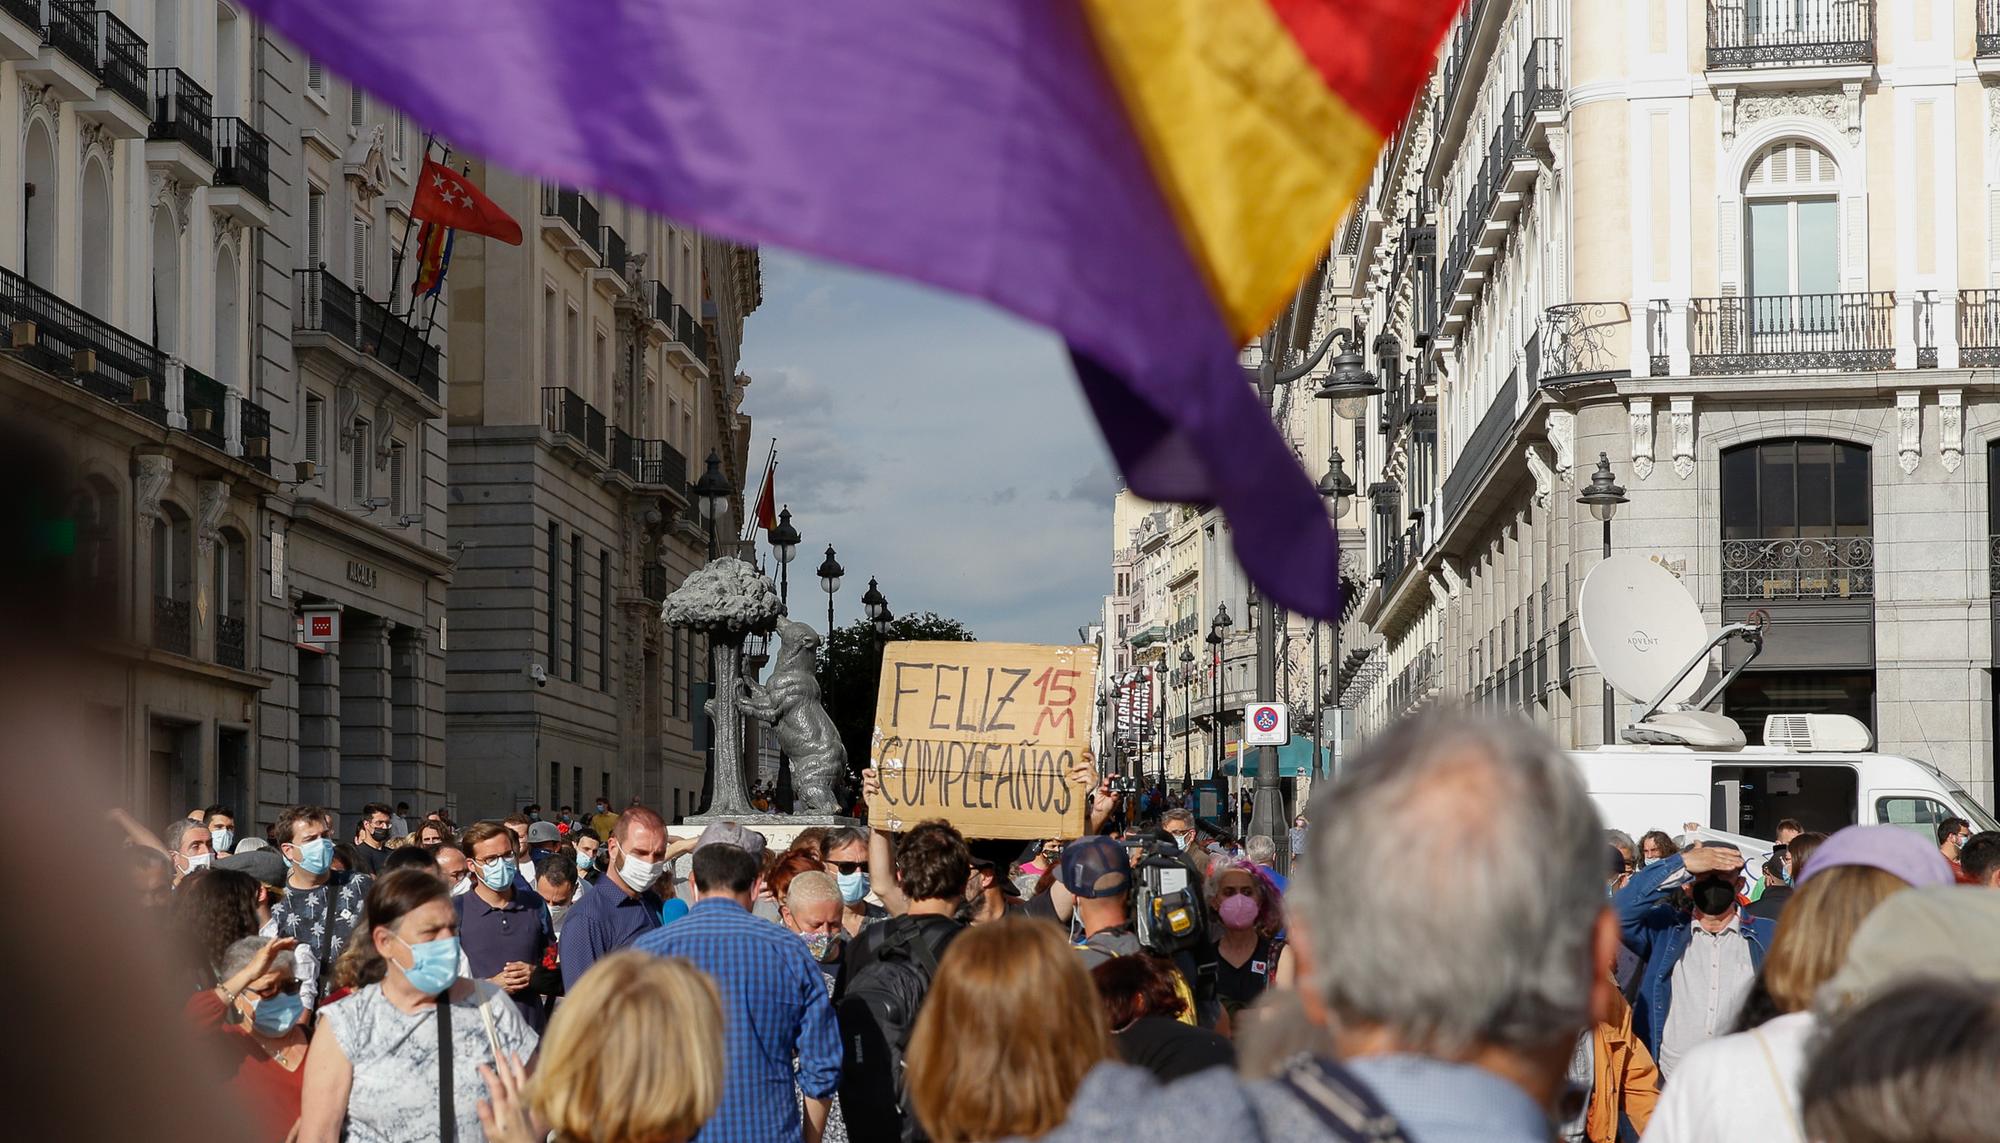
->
[1205,602,1231,799]
[1311,327,1385,422]
[1316,447,1357,518]
[860,576,886,622]
[1178,645,1195,792]
[693,450,734,559]
[766,505,800,607]
[1576,452,1628,745]
[816,545,844,643]
[872,603,895,640]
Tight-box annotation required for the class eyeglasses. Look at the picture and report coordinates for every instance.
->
[829,860,866,875]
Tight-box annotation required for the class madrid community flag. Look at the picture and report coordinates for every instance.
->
[411,157,521,245]
[243,1,1459,619]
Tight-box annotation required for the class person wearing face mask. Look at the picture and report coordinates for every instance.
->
[187,935,310,1140]
[455,821,557,1030]
[270,805,375,1014]
[1936,816,1978,884]
[783,869,848,990]
[298,869,539,1143]
[1160,809,1214,878]
[559,806,672,990]
[1204,860,1294,1021]
[163,816,216,884]
[571,828,604,886]
[204,805,238,857]
[351,803,395,875]
[821,826,887,937]
[1614,839,1775,1075]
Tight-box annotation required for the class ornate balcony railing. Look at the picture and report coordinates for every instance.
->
[295,269,441,400]
[93,9,146,111]
[540,186,601,259]
[240,396,271,473]
[1687,292,1895,375]
[183,365,227,451]
[636,437,687,489]
[1523,37,1564,113]
[216,613,245,669]
[610,427,642,481]
[154,594,191,655]
[39,0,96,71]
[0,0,37,35]
[541,386,612,460]
[598,225,626,277]
[1982,0,2000,57]
[644,279,676,327]
[1959,289,2000,368]
[1540,302,1629,381]
[1648,299,1673,376]
[1706,0,1874,69]
[213,117,271,204]
[1722,536,1874,600]
[147,67,213,162]
[675,306,708,362]
[0,263,166,421]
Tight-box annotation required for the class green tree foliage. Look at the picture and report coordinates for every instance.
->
[820,611,976,784]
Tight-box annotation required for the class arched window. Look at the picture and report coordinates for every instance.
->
[214,244,241,387]
[214,527,246,668]
[152,503,193,655]
[1744,140,1840,329]
[80,158,113,318]
[22,120,57,289]
[1721,439,1872,600]
[152,206,181,354]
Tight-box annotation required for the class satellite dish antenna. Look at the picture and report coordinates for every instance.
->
[1578,555,1768,749]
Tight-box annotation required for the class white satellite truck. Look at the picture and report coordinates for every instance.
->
[1570,555,1999,855]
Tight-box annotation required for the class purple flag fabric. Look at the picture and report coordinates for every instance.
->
[244,0,1341,619]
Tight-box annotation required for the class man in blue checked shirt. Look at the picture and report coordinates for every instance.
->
[636,836,841,1143]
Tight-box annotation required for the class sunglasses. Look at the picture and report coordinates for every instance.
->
[829,860,866,875]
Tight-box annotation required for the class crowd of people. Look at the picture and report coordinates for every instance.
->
[116,711,2000,1142]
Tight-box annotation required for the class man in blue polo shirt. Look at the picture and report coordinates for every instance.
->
[456,819,556,1029]
[559,805,670,989]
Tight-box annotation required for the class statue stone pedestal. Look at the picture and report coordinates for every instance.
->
[670,813,862,884]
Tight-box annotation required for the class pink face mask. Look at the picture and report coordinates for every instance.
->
[1218,892,1260,931]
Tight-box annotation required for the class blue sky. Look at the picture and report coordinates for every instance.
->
[737,251,1118,643]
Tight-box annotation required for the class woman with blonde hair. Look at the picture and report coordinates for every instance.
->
[1639,825,1953,1143]
[907,917,1116,1143]
[477,950,724,1143]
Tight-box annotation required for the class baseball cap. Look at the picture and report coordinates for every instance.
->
[525,821,562,844]
[216,848,287,888]
[694,821,768,859]
[1795,824,1955,889]
[1060,835,1131,899]
[969,856,1022,897]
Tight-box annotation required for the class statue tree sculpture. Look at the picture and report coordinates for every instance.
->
[740,616,849,815]
[662,557,782,818]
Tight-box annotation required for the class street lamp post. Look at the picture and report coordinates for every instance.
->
[860,577,886,623]
[1314,448,1357,783]
[1577,452,1628,745]
[693,450,734,561]
[1177,646,1195,793]
[816,545,844,643]
[1205,603,1232,818]
[767,506,800,608]
[1154,665,1165,796]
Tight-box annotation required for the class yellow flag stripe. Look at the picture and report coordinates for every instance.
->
[1081,0,1384,344]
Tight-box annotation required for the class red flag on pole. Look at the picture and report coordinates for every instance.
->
[753,463,777,532]
[411,158,522,245]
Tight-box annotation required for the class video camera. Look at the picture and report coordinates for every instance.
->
[1120,829,1209,957]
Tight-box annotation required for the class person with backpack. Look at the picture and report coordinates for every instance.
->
[834,819,972,1143]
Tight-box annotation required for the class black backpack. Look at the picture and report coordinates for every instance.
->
[835,917,950,1143]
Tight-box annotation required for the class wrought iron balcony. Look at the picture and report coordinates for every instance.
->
[1522,37,1564,113]
[598,225,626,277]
[643,279,676,328]
[541,386,609,458]
[39,0,95,71]
[147,67,213,162]
[1648,299,1673,377]
[1706,0,1874,69]
[295,269,442,401]
[92,10,144,111]
[1539,302,1628,381]
[1687,292,1894,375]
[240,396,271,473]
[1990,534,2000,595]
[183,365,227,451]
[1983,0,2000,58]
[1960,290,2000,368]
[213,117,270,204]
[1721,536,1874,600]
[216,613,245,669]
[675,305,707,362]
[154,594,191,656]
[540,186,601,260]
[0,0,36,36]
[0,263,166,422]
[636,436,687,489]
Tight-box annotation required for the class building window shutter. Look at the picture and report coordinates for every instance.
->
[350,420,369,502]
[351,219,368,294]
[304,395,323,465]
[392,112,407,161]
[349,87,364,131]
[388,441,406,514]
[306,189,324,269]
[307,60,324,94]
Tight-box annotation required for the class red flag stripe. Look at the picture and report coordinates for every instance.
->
[1264,0,1464,137]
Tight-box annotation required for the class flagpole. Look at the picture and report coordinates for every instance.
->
[742,437,778,543]
[385,133,443,379]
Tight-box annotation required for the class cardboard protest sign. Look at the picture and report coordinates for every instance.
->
[868,641,1097,839]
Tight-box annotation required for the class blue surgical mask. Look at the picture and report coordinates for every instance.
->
[1642,856,1661,868]
[289,837,335,876]
[576,850,594,872]
[477,857,518,892]
[837,869,870,905]
[393,933,461,995]
[211,828,235,853]
[250,991,304,1036]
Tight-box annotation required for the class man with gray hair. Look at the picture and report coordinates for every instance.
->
[1243,834,1285,893]
[1008,711,1618,1143]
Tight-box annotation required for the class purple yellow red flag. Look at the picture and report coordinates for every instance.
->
[411,220,452,298]
[242,1,1459,619]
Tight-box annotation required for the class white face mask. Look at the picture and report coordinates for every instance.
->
[449,875,473,897]
[619,851,664,894]
[182,852,213,873]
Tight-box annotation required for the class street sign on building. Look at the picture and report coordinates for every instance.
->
[1244,701,1288,746]
[298,606,341,647]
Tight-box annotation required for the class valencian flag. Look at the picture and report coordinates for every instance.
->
[410,219,453,297]
[239,1,1458,620]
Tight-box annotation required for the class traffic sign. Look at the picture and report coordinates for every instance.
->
[1244,702,1288,746]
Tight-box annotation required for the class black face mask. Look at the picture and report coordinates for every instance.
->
[370,827,392,842]
[1689,878,1737,916]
